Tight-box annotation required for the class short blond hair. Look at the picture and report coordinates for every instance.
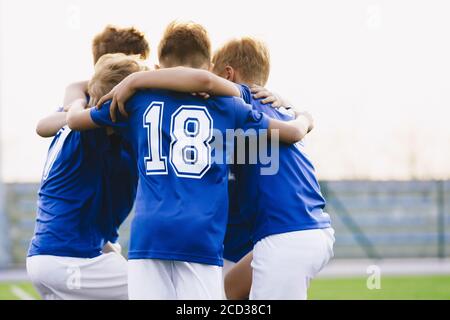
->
[212,37,270,86]
[88,53,146,103]
[158,20,211,68]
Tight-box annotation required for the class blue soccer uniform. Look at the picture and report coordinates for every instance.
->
[100,135,138,246]
[27,126,137,300]
[223,169,254,264]
[226,85,334,300]
[90,89,270,299]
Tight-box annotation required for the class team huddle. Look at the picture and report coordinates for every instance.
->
[26,21,334,300]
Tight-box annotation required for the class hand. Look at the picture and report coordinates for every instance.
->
[96,75,137,122]
[191,92,211,99]
[250,85,288,108]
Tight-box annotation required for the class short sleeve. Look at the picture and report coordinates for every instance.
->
[234,97,270,132]
[90,101,128,129]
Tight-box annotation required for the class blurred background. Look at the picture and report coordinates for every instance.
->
[0,0,449,299]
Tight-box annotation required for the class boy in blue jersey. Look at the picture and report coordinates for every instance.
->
[29,50,254,300]
[67,21,314,300]
[27,54,145,300]
[212,37,335,300]
[27,26,150,299]
[28,26,150,300]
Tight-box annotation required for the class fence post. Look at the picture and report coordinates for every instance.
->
[437,180,446,259]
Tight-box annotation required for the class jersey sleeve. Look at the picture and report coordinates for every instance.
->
[233,97,270,132]
[90,101,128,129]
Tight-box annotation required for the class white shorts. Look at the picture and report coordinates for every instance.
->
[250,228,335,300]
[128,259,223,300]
[26,252,128,300]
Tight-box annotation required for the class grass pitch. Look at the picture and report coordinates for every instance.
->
[1,275,449,300]
[308,275,450,300]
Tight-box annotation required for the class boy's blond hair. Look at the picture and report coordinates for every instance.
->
[92,25,150,64]
[212,37,271,86]
[88,53,146,104]
[158,20,211,68]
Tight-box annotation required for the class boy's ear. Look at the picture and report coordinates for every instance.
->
[225,66,236,82]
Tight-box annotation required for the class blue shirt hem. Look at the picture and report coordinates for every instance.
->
[27,249,102,259]
[253,222,332,244]
[128,250,224,267]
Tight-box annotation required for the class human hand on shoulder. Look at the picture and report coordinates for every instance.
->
[250,84,290,108]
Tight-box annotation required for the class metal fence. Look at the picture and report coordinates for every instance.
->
[322,180,449,259]
[0,180,449,268]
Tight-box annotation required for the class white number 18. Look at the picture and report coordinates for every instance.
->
[143,102,213,179]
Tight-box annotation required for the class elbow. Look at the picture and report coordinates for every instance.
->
[66,113,79,131]
[35,122,45,137]
[35,121,51,138]
[292,128,307,143]
[281,127,306,144]
[285,117,311,143]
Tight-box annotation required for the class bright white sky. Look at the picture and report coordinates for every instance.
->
[1,0,449,182]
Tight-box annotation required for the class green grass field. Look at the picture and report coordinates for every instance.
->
[0,282,40,300]
[308,275,450,300]
[1,276,450,300]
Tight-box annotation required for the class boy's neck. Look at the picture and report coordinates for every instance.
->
[239,80,253,87]
[160,60,210,70]
[231,72,254,87]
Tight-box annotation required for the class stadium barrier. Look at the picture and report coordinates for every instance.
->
[0,180,448,269]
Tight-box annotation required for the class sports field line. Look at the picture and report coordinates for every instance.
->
[10,285,35,300]
[318,258,450,278]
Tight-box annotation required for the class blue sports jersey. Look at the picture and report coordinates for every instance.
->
[222,171,254,262]
[100,135,138,244]
[28,126,136,258]
[90,90,270,266]
[225,85,331,253]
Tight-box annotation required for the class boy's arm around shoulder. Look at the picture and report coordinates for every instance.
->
[36,81,89,137]
[67,98,99,131]
[268,109,314,144]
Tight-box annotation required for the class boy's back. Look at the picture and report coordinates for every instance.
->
[236,85,330,243]
[30,127,110,258]
[90,89,270,266]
